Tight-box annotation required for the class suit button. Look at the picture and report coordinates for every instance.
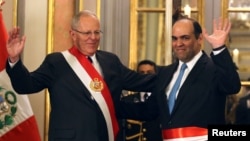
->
[143,137,147,141]
[168,121,172,125]
[142,128,146,132]
[127,124,132,129]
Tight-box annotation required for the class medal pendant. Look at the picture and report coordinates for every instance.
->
[90,78,104,92]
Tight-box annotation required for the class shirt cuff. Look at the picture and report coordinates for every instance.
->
[212,45,226,55]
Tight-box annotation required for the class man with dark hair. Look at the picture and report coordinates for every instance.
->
[121,59,162,141]
[155,17,241,140]
[124,60,157,103]
[136,60,157,75]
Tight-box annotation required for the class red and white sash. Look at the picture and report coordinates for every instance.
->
[162,127,208,141]
[62,47,119,141]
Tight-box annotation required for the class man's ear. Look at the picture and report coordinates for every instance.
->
[198,34,203,44]
[69,30,76,40]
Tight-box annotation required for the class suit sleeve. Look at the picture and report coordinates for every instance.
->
[210,47,241,94]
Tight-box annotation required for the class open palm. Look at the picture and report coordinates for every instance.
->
[7,27,26,62]
[203,18,231,48]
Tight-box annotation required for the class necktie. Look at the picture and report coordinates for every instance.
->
[87,56,93,63]
[168,63,187,114]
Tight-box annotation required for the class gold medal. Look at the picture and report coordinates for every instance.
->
[90,78,104,92]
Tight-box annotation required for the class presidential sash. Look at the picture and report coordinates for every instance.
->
[162,126,208,141]
[62,47,119,141]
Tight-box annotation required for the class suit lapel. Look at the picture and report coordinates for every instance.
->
[158,63,179,91]
[173,52,209,112]
[157,64,178,116]
[95,52,109,80]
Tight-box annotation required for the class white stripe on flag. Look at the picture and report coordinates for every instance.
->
[0,70,40,141]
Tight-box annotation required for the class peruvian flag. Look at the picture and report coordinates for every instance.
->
[0,11,41,141]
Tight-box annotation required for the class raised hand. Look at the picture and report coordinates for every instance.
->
[7,27,26,63]
[202,17,231,49]
[0,0,5,11]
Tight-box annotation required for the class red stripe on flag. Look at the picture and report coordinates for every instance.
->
[0,12,8,71]
[0,116,41,141]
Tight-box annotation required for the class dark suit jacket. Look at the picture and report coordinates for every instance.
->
[6,50,158,141]
[119,93,162,141]
[154,49,241,130]
[235,94,250,124]
[121,92,149,103]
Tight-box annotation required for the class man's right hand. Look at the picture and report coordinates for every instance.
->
[7,27,26,63]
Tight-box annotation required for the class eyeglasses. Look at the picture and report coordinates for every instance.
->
[72,29,103,37]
